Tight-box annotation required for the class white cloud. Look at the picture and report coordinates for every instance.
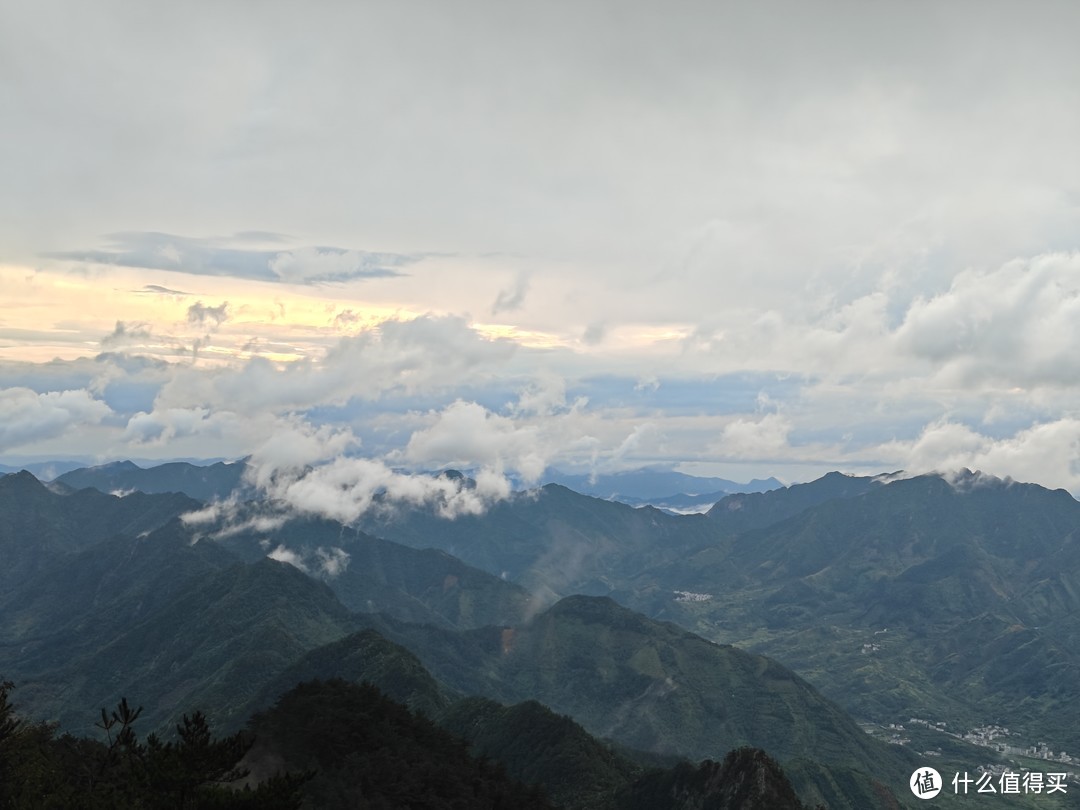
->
[245,420,357,488]
[267,544,309,573]
[893,253,1080,387]
[402,400,546,483]
[878,418,1080,493]
[715,413,794,459]
[315,546,350,578]
[122,407,213,445]
[155,314,516,415]
[253,456,510,522]
[0,388,112,451]
[265,544,351,579]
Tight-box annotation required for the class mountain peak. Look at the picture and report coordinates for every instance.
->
[0,469,50,495]
[540,594,656,629]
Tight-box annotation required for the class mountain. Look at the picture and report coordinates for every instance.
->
[0,474,533,736]
[14,461,1075,806]
[356,483,723,599]
[0,518,235,654]
[352,595,913,807]
[215,515,539,630]
[704,470,888,534]
[440,696,648,810]
[620,748,811,810]
[614,490,750,515]
[635,471,1080,753]
[241,628,823,810]
[55,459,249,501]
[440,699,817,810]
[245,629,452,719]
[243,679,554,809]
[542,468,781,503]
[3,553,359,738]
[0,460,87,479]
[0,470,200,591]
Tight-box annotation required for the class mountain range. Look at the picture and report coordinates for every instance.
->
[4,461,1080,806]
[0,469,909,807]
[50,459,779,509]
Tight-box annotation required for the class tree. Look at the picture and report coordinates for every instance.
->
[0,681,310,809]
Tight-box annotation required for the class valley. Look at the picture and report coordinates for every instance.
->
[3,462,1080,807]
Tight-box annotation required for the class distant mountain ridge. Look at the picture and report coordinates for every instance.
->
[44,459,782,511]
[541,467,782,503]
[55,459,249,501]
[705,470,891,533]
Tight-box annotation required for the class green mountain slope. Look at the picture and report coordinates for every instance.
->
[217,515,538,629]
[357,483,722,599]
[440,696,646,810]
[637,472,1080,753]
[0,470,200,590]
[2,553,359,738]
[244,679,554,810]
[246,629,452,719]
[353,595,914,807]
[705,470,884,534]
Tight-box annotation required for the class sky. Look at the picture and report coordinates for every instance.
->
[4,1,1080,498]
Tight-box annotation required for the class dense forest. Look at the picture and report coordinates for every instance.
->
[0,676,814,810]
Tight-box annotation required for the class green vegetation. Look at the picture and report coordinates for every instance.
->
[623,748,812,810]
[439,697,644,810]
[636,474,1080,755]
[0,680,307,809]
[19,466,1080,807]
[216,514,539,630]
[247,678,553,810]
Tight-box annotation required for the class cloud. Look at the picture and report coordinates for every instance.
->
[510,373,567,417]
[135,284,192,296]
[187,301,229,327]
[315,546,350,577]
[101,320,154,348]
[122,406,214,445]
[265,544,350,579]
[267,544,309,573]
[172,414,511,525]
[333,309,361,328]
[155,314,517,415]
[0,388,112,451]
[252,454,513,522]
[716,413,794,459]
[893,253,1080,387]
[582,322,606,346]
[634,376,660,394]
[402,400,547,482]
[268,247,413,284]
[492,271,530,314]
[879,418,1080,492]
[245,420,357,488]
[47,232,418,285]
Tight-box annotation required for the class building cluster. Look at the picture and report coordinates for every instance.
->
[673,590,712,602]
